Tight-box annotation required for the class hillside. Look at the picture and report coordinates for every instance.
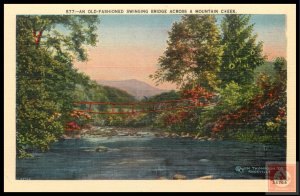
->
[73,80,136,105]
[97,79,168,100]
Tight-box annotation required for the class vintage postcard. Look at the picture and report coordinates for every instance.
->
[4,4,297,192]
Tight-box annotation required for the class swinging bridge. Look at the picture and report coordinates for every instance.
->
[73,97,211,115]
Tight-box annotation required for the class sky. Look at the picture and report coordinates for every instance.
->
[74,15,286,90]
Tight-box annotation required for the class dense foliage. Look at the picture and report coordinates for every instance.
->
[150,15,223,90]
[219,15,265,87]
[16,15,101,157]
[150,15,286,145]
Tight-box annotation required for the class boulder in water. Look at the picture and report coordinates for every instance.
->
[173,173,187,180]
[199,159,210,162]
[154,133,161,137]
[171,133,179,138]
[194,133,201,139]
[195,175,214,179]
[157,177,168,180]
[95,146,108,152]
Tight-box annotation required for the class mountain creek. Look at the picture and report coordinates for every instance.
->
[16,126,286,180]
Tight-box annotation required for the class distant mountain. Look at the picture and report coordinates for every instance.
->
[97,79,168,100]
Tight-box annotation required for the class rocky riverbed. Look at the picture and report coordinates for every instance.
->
[62,125,217,141]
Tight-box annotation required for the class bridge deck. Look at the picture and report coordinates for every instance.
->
[73,98,212,114]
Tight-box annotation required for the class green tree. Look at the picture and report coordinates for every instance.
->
[151,15,223,90]
[274,57,287,73]
[219,15,265,87]
[204,57,287,144]
[17,15,100,61]
[16,15,100,157]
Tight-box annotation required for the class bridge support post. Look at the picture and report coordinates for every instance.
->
[111,105,114,113]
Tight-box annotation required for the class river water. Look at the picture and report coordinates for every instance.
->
[16,129,286,180]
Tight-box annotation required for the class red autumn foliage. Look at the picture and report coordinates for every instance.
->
[69,110,91,119]
[164,111,190,125]
[65,121,81,131]
[182,85,215,106]
[182,85,215,100]
[32,29,44,46]
[211,86,284,132]
[64,111,92,131]
[278,108,286,117]
[163,85,215,126]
